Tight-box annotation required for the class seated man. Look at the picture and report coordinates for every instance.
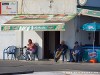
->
[72,41,82,62]
[54,40,68,62]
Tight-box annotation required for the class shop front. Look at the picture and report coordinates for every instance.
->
[1,14,76,59]
[77,5,100,62]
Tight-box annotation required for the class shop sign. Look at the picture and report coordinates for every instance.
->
[82,9,100,17]
[88,49,97,58]
[1,1,18,14]
[1,24,65,31]
[80,8,100,18]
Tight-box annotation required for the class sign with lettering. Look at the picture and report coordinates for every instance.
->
[1,24,65,31]
[88,49,97,58]
[1,1,18,14]
[77,8,100,18]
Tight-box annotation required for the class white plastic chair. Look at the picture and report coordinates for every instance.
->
[3,46,17,60]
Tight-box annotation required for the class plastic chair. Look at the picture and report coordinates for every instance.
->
[3,46,17,60]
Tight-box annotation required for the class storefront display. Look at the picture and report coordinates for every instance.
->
[83,46,100,63]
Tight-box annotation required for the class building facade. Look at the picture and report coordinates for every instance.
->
[0,0,78,60]
[77,0,100,46]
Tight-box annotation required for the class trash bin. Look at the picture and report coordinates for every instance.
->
[82,46,100,63]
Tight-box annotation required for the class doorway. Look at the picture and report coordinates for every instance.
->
[95,31,99,46]
[44,31,60,59]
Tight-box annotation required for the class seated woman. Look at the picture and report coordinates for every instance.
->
[25,39,36,60]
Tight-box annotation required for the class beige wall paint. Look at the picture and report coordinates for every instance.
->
[1,0,77,14]
[21,0,77,14]
[60,19,76,49]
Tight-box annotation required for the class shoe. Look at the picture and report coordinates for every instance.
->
[55,58,57,62]
[26,59,29,61]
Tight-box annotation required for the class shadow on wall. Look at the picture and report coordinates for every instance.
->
[35,31,43,59]
[23,31,43,59]
[36,31,43,39]
[34,42,42,59]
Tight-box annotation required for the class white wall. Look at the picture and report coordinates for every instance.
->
[23,31,43,59]
[16,31,22,47]
[0,31,21,59]
[60,19,76,49]
[0,15,21,59]
[0,30,43,59]
[1,0,77,14]
[21,0,77,14]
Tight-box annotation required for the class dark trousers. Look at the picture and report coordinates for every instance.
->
[76,53,83,62]
[76,53,80,62]
[70,50,75,62]
[62,51,67,62]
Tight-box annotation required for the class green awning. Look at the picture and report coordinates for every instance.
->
[1,23,65,31]
[1,14,75,31]
[77,8,100,18]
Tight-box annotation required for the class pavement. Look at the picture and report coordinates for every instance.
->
[18,71,100,75]
[0,59,100,75]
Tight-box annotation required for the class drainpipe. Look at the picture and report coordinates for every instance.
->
[21,31,23,48]
[21,0,24,14]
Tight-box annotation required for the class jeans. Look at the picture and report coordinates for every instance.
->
[33,51,38,60]
[25,50,38,60]
[62,51,67,62]
[75,52,83,62]
[25,50,33,60]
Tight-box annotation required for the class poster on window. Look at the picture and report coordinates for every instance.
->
[1,1,18,14]
[88,49,97,58]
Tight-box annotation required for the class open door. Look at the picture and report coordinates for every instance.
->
[44,31,49,59]
[44,31,60,59]
[95,31,99,46]
[55,31,60,49]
